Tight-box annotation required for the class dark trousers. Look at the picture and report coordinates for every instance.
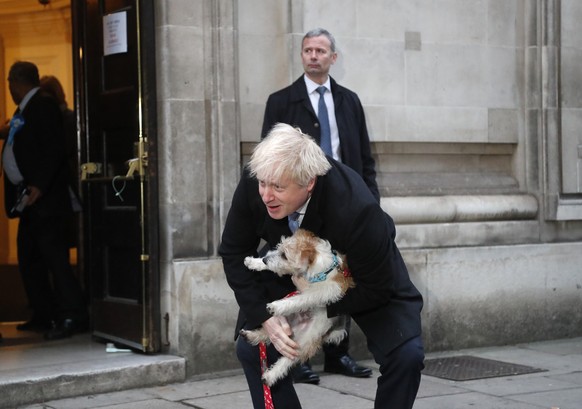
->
[17,210,86,322]
[236,334,424,409]
[369,335,424,409]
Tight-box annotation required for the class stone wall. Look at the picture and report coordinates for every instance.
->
[155,0,582,376]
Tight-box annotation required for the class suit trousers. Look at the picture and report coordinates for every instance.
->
[17,209,86,322]
[236,333,424,409]
[369,335,424,409]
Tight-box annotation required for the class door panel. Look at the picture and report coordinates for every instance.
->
[73,0,158,352]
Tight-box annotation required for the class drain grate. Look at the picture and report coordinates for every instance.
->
[422,355,547,381]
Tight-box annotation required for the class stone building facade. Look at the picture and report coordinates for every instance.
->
[154,0,582,375]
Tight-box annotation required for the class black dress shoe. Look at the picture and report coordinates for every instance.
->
[44,318,89,341]
[291,363,320,384]
[16,318,52,332]
[324,355,372,378]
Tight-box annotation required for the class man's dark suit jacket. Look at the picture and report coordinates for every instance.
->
[219,159,423,356]
[261,75,380,202]
[2,91,71,219]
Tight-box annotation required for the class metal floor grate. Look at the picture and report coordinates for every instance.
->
[422,355,547,381]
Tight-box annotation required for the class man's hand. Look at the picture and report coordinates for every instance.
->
[262,316,299,359]
[26,186,42,206]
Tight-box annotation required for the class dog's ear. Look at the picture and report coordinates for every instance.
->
[296,232,317,268]
[300,245,317,267]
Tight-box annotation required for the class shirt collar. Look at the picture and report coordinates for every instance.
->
[293,196,311,226]
[19,87,40,112]
[303,75,331,95]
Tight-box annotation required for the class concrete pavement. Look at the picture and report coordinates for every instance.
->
[8,335,582,409]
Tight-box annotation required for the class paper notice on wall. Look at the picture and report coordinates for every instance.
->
[103,11,128,56]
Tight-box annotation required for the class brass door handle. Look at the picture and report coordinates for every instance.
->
[80,162,102,180]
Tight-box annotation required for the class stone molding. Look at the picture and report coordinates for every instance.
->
[382,194,538,224]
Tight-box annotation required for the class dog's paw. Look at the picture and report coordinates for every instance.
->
[244,256,266,271]
[239,329,253,343]
[266,300,286,316]
[262,371,277,387]
[324,329,347,345]
[266,302,276,315]
[239,329,250,340]
[239,329,264,345]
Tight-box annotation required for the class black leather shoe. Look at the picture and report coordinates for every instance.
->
[16,318,52,332]
[44,318,89,341]
[291,363,320,384]
[324,355,372,378]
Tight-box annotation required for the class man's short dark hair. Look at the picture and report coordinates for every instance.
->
[8,61,40,87]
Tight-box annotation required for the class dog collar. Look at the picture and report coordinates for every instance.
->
[308,251,340,283]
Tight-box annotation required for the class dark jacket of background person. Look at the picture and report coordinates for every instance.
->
[261,75,380,202]
[2,91,71,219]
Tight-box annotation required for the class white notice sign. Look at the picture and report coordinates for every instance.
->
[103,11,128,56]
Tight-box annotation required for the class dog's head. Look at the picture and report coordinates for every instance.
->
[262,229,335,279]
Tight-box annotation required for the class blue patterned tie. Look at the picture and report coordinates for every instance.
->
[316,86,332,156]
[288,212,301,233]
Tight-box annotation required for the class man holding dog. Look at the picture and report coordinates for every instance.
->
[219,123,424,409]
[261,27,378,384]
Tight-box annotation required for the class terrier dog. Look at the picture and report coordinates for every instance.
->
[241,228,355,386]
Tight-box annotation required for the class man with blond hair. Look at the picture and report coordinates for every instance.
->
[220,123,424,409]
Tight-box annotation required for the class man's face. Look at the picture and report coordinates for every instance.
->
[8,79,23,105]
[258,174,315,220]
[301,35,337,83]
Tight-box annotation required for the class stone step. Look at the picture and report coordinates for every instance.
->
[0,325,185,408]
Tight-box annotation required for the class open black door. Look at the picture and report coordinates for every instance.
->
[72,0,159,352]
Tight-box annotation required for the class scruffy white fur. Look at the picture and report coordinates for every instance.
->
[241,229,355,387]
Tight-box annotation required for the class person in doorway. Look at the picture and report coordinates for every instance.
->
[39,75,79,194]
[1,61,88,340]
[261,28,379,383]
[40,75,82,246]
[219,123,424,409]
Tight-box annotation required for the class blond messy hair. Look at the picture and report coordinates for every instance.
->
[248,123,331,186]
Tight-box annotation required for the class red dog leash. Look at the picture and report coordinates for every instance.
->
[260,290,300,409]
[259,342,275,409]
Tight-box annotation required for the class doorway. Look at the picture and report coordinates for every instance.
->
[0,0,160,353]
[0,0,76,325]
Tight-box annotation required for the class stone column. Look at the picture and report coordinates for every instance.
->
[155,0,240,371]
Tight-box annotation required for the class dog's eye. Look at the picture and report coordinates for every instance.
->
[280,252,287,260]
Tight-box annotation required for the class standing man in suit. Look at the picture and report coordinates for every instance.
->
[2,61,87,340]
[220,123,424,409]
[261,28,379,383]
